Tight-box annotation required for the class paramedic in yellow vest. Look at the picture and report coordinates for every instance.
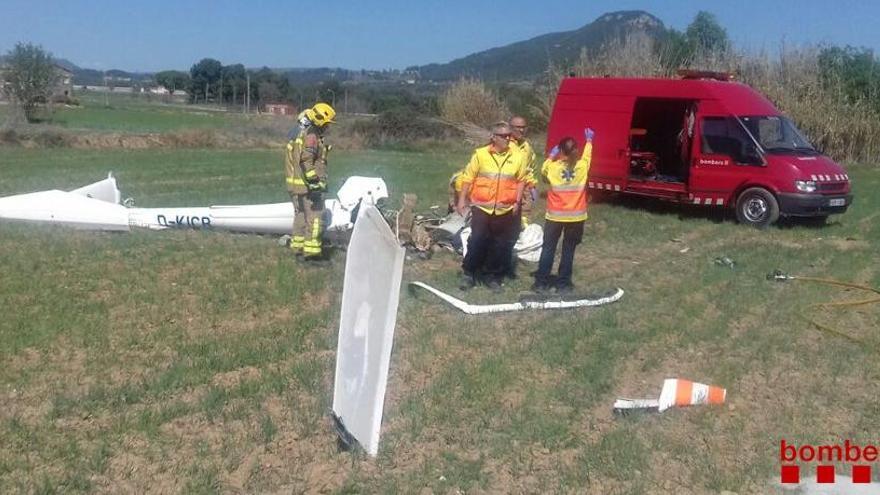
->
[456,122,528,291]
[532,128,594,294]
[448,168,466,214]
[285,102,336,260]
[509,116,537,227]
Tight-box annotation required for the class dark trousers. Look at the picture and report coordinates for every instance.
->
[462,207,519,283]
[502,210,523,278]
[535,220,584,286]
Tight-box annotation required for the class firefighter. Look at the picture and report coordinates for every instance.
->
[532,128,594,294]
[285,102,336,261]
[508,116,537,227]
[456,122,528,291]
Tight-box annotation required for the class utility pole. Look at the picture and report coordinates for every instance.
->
[344,89,348,114]
[245,72,250,114]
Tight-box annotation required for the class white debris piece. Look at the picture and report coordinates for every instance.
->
[332,206,405,456]
[410,281,623,315]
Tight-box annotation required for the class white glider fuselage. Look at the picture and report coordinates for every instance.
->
[0,174,389,236]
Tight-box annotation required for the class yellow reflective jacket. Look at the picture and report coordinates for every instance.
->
[540,142,592,222]
[449,168,466,206]
[510,138,537,187]
[460,144,528,215]
[284,127,328,194]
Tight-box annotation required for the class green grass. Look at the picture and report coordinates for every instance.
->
[0,142,878,493]
[1,91,243,133]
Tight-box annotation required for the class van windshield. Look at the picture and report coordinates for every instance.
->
[739,116,818,155]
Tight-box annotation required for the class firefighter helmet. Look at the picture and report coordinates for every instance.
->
[308,102,336,127]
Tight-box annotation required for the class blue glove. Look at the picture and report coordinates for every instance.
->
[530,188,538,202]
[549,145,560,159]
[584,128,595,142]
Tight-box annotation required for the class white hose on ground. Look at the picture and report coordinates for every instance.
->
[409,281,624,315]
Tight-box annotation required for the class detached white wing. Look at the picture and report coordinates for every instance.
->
[332,205,405,456]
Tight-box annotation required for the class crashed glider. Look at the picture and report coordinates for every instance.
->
[0,173,388,235]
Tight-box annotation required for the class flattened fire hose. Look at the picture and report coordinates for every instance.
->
[769,270,880,347]
[409,281,624,315]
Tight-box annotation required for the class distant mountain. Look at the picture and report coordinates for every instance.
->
[52,58,80,72]
[5,10,669,88]
[409,10,667,81]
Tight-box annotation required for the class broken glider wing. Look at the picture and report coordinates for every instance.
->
[332,205,405,456]
[409,281,624,314]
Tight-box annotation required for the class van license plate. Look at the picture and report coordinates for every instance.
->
[829,198,846,207]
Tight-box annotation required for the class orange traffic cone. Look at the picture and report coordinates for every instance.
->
[658,378,726,412]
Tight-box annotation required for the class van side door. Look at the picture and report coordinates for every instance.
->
[689,116,768,207]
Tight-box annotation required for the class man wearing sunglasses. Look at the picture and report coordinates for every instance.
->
[456,122,529,291]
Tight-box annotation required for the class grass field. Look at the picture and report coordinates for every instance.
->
[1,140,879,493]
[1,92,247,133]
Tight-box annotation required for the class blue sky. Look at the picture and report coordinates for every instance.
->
[0,0,877,72]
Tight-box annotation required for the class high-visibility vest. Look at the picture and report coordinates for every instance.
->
[460,145,527,215]
[541,142,592,222]
[510,139,537,187]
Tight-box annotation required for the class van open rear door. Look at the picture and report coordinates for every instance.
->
[548,89,633,193]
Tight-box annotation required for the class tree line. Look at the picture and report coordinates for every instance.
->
[155,59,343,109]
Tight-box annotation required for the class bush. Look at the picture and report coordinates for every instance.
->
[350,108,461,149]
[439,78,509,127]
[740,47,880,162]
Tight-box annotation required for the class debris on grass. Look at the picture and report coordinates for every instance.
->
[713,256,736,269]
[409,281,624,315]
[613,378,727,415]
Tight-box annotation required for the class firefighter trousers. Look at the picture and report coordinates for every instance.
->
[290,192,324,257]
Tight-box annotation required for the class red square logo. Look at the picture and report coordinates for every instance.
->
[816,465,835,484]
[781,465,800,484]
[853,465,872,483]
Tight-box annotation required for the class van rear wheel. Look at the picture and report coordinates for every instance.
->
[736,187,779,228]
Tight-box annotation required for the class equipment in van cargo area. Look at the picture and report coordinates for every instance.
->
[547,76,853,227]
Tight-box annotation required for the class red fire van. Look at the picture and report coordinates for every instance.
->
[546,73,853,227]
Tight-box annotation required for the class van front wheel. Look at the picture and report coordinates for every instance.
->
[736,188,779,228]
